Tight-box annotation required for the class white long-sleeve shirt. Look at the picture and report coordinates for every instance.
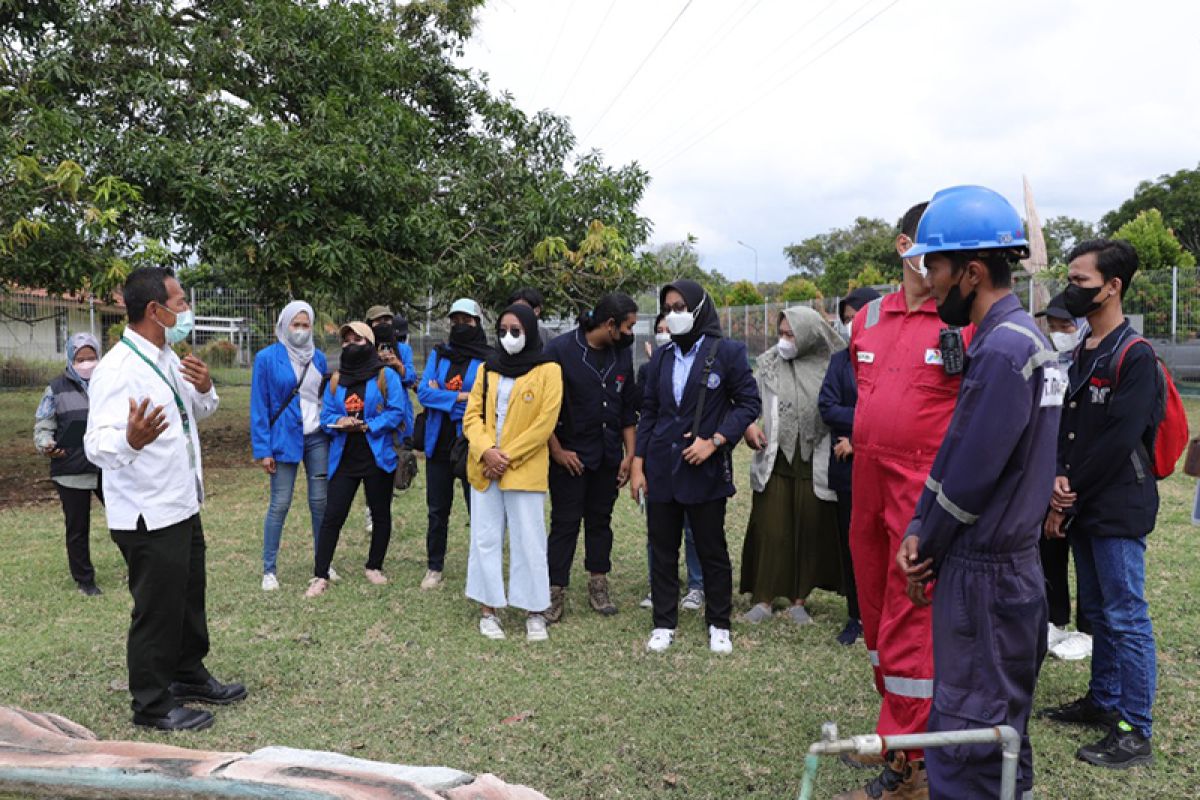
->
[84,326,219,530]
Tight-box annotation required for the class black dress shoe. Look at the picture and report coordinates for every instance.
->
[76,581,102,596]
[169,676,248,705]
[1039,692,1120,728]
[1077,722,1153,769]
[132,706,214,732]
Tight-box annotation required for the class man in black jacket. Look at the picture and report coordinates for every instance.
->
[1041,239,1159,769]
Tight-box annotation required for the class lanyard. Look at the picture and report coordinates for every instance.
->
[121,336,191,434]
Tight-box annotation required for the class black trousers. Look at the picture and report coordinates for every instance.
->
[1039,534,1092,633]
[547,462,620,587]
[425,457,470,571]
[647,498,733,630]
[316,468,394,578]
[56,482,103,584]
[110,514,210,717]
[835,490,860,621]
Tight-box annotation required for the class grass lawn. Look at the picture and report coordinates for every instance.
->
[0,384,1196,799]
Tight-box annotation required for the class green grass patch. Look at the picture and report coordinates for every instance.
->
[0,385,1196,798]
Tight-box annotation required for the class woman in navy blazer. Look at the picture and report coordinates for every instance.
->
[629,280,761,654]
[250,301,329,591]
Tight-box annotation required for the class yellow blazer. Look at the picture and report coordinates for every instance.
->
[462,362,563,493]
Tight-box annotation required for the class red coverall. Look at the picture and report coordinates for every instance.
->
[848,291,969,755]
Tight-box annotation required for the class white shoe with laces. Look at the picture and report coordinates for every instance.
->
[646,628,675,653]
[1047,623,1070,649]
[479,614,505,640]
[526,614,549,642]
[261,573,279,592]
[709,625,732,654]
[681,588,705,611]
[420,570,443,590]
[1050,631,1093,661]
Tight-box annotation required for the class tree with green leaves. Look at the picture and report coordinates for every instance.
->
[1102,163,1200,259]
[779,276,821,302]
[1043,215,1098,266]
[724,279,763,307]
[784,217,899,296]
[1113,209,1197,338]
[643,240,732,305]
[1,0,650,315]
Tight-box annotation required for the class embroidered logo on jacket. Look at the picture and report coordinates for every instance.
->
[1089,376,1111,405]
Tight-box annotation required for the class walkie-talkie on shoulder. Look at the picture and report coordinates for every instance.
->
[939,327,965,376]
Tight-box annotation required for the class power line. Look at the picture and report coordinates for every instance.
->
[581,0,695,142]
[650,0,904,171]
[605,0,766,151]
[532,0,580,108]
[554,0,619,109]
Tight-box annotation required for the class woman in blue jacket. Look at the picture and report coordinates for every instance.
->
[306,322,412,598]
[629,280,761,655]
[415,298,493,590]
[250,301,329,592]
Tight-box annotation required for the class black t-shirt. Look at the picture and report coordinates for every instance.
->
[339,382,376,477]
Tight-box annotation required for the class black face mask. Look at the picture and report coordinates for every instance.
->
[449,323,477,344]
[1062,283,1105,318]
[371,323,394,348]
[341,343,373,367]
[937,279,976,327]
[615,331,635,350]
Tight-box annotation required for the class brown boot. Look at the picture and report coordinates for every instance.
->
[544,585,566,624]
[840,750,887,770]
[831,752,927,800]
[587,573,617,616]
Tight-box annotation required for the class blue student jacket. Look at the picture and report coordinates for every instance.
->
[415,350,485,458]
[396,341,418,389]
[817,348,857,495]
[250,343,329,463]
[321,369,411,476]
[635,337,761,505]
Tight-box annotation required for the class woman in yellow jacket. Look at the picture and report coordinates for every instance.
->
[462,303,563,642]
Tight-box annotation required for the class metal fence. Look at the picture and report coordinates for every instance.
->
[3,268,1198,390]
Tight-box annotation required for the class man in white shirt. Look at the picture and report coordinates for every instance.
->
[85,267,246,732]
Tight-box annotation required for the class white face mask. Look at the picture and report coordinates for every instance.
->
[666,310,694,336]
[287,328,312,347]
[654,332,671,347]
[74,359,98,379]
[501,332,526,355]
[1050,330,1078,353]
[776,338,798,360]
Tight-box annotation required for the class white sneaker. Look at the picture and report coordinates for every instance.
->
[681,588,705,611]
[261,573,279,592]
[1050,631,1093,661]
[639,593,653,609]
[709,625,732,654]
[479,614,505,640]
[646,628,675,653]
[1047,623,1070,649]
[420,570,443,590]
[328,566,341,582]
[526,614,549,642]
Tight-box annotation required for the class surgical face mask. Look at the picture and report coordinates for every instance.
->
[156,305,194,345]
[654,332,671,347]
[500,332,526,355]
[74,359,97,380]
[666,310,694,335]
[1062,283,1106,318]
[287,328,312,348]
[776,337,798,360]
[1050,330,1079,353]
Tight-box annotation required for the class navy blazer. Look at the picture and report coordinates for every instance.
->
[817,348,856,495]
[635,337,761,505]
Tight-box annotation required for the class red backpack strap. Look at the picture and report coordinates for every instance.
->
[1113,335,1153,387]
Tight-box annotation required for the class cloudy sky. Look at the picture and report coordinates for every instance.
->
[460,0,1200,284]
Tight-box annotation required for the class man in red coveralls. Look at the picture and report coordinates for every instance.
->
[834,202,968,800]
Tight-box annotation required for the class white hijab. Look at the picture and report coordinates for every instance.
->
[275,300,315,375]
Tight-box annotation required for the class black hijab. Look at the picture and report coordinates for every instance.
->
[661,279,722,354]
[436,320,493,366]
[486,303,554,378]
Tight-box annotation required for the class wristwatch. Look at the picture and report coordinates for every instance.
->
[712,433,726,448]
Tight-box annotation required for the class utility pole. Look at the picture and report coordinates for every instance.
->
[736,240,758,286]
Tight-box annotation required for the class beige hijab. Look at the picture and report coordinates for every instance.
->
[756,306,845,464]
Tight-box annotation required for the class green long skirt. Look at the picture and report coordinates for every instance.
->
[739,444,844,603]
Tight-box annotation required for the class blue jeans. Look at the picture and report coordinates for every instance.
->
[262,432,329,575]
[646,519,704,592]
[1071,533,1156,738]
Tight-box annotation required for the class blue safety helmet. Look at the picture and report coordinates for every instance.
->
[902,185,1029,260]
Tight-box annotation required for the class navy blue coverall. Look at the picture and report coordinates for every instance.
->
[903,294,1061,799]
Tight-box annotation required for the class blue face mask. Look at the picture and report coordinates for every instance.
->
[158,306,195,345]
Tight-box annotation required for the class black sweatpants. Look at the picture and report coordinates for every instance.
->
[425,457,470,572]
[56,482,104,585]
[835,490,860,621]
[110,514,211,717]
[647,498,733,631]
[316,468,394,578]
[547,462,620,587]
[1039,533,1092,633]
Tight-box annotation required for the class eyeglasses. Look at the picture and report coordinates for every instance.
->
[498,327,524,338]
